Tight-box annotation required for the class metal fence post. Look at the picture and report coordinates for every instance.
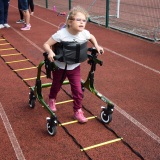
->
[69,0,71,10]
[106,0,110,27]
[46,0,48,8]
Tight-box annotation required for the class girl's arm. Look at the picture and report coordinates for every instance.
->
[89,34,104,54]
[43,37,57,62]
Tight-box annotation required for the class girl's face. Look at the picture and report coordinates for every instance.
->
[68,12,87,34]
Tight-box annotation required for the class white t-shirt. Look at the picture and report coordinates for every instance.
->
[52,28,91,70]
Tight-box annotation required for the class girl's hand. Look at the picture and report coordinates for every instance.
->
[48,51,55,62]
[96,45,104,54]
[43,37,57,62]
[89,34,104,54]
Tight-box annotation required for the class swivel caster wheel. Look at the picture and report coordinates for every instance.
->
[100,111,112,124]
[46,117,57,136]
[100,105,114,124]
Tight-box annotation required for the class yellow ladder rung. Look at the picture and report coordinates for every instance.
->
[56,99,74,105]
[0,43,10,45]
[1,53,22,57]
[23,75,46,81]
[0,48,15,51]
[59,116,97,126]
[81,138,123,151]
[6,59,29,64]
[13,66,37,72]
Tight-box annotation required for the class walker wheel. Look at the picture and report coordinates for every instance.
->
[29,91,36,108]
[46,117,57,136]
[100,110,112,124]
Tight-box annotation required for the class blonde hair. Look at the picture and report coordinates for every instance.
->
[66,6,89,27]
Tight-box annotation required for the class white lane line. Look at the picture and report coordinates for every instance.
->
[11,26,44,52]
[0,103,26,160]
[9,4,160,144]
[104,47,160,75]
[10,4,59,28]
[115,105,160,144]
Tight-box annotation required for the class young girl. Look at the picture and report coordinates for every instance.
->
[43,6,104,123]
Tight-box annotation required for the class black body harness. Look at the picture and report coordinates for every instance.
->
[52,41,88,82]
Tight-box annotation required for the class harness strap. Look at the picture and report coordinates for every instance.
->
[75,43,80,63]
[60,63,67,83]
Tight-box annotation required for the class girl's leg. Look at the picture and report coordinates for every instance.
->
[48,68,66,112]
[67,66,87,123]
[67,66,83,111]
[49,69,66,99]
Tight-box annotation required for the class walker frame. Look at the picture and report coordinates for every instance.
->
[29,47,114,136]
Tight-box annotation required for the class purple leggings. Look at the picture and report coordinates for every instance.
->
[49,66,83,111]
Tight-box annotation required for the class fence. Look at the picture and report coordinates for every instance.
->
[34,0,160,41]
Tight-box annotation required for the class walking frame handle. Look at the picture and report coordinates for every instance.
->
[87,48,103,72]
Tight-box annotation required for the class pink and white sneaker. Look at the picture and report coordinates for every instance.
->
[48,99,56,112]
[74,109,88,123]
[21,24,31,31]
[27,24,31,27]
